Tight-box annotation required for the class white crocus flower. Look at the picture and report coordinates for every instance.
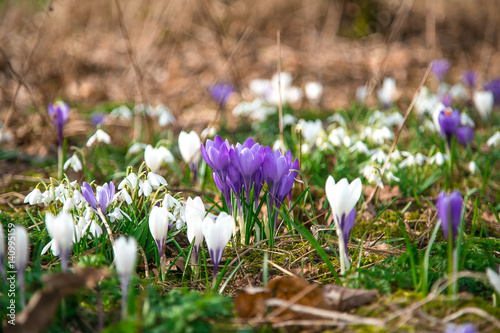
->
[428,152,449,166]
[377,77,396,107]
[113,236,137,318]
[144,145,174,173]
[149,206,169,256]
[13,225,29,307]
[45,212,74,271]
[486,267,500,295]
[305,81,323,104]
[487,131,500,147]
[325,176,362,274]
[63,155,83,172]
[86,129,111,147]
[179,131,201,165]
[185,196,206,263]
[202,212,234,280]
[473,90,494,121]
[24,188,43,205]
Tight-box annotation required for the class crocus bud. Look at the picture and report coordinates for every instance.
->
[304,81,323,104]
[202,212,234,279]
[377,77,396,108]
[437,190,463,245]
[431,59,450,82]
[45,212,75,271]
[457,126,474,147]
[179,131,201,178]
[144,145,174,173]
[438,108,460,145]
[185,196,206,263]
[149,206,169,256]
[113,236,137,318]
[208,82,234,109]
[473,90,494,121]
[48,101,69,147]
[14,225,29,272]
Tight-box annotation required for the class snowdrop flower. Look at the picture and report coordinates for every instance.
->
[63,155,83,172]
[179,131,201,177]
[156,104,176,127]
[369,149,388,164]
[62,197,74,212]
[428,152,449,166]
[144,145,174,173]
[360,164,384,188]
[325,176,362,274]
[415,87,440,116]
[486,267,500,295]
[487,131,500,147]
[201,125,218,139]
[327,113,346,127]
[108,207,129,223]
[127,142,147,155]
[349,141,370,155]
[399,152,426,168]
[86,129,111,147]
[139,179,153,197]
[118,173,139,191]
[356,85,368,103]
[297,119,322,145]
[147,172,167,189]
[328,127,347,147]
[113,236,137,318]
[24,188,43,205]
[45,212,74,271]
[88,220,103,238]
[283,114,298,127]
[110,105,133,120]
[232,98,276,123]
[468,161,479,175]
[449,83,468,100]
[437,190,463,245]
[377,77,396,108]
[305,81,323,104]
[149,206,169,256]
[163,194,186,230]
[460,113,475,128]
[185,196,206,263]
[370,127,394,145]
[267,72,303,106]
[386,112,404,127]
[115,188,132,204]
[473,90,494,120]
[249,78,272,97]
[202,212,234,280]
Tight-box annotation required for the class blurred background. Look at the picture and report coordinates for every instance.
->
[0,0,499,156]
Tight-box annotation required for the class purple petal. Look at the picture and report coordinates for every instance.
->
[82,182,98,211]
[457,126,474,146]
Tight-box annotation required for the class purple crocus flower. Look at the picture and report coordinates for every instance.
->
[438,108,460,145]
[484,77,500,105]
[90,112,106,128]
[226,163,244,207]
[431,59,450,82]
[462,70,477,89]
[445,323,476,333]
[48,101,69,147]
[209,82,234,109]
[82,181,115,214]
[229,138,264,204]
[457,126,474,147]
[437,190,463,245]
[201,136,232,206]
[440,93,452,107]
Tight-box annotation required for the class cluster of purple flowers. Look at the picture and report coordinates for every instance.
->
[438,108,474,147]
[201,136,299,216]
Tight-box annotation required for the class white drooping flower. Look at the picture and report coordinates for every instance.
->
[147,172,167,189]
[127,142,147,155]
[428,152,449,166]
[63,155,83,172]
[118,173,139,191]
[415,87,440,116]
[185,196,206,263]
[304,81,323,104]
[24,188,43,205]
[178,131,201,165]
[297,119,323,145]
[468,161,479,175]
[232,98,276,123]
[487,131,500,147]
[149,205,169,255]
[460,112,475,128]
[144,145,174,173]
[14,225,29,272]
[399,152,427,168]
[86,129,111,147]
[349,141,370,155]
[110,105,133,120]
[377,77,396,107]
[356,85,368,103]
[473,90,494,121]
[202,212,234,279]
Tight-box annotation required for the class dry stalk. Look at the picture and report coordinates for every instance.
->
[277,30,284,155]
